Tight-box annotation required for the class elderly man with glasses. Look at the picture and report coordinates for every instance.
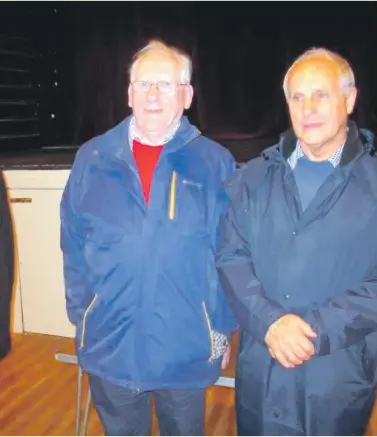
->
[60,39,237,436]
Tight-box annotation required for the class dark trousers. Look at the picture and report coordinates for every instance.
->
[88,374,206,436]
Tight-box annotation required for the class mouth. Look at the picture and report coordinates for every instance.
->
[145,108,162,114]
[303,122,323,129]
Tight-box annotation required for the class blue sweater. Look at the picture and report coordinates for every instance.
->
[293,156,334,210]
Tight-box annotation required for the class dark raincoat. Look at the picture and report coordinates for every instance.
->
[216,120,377,435]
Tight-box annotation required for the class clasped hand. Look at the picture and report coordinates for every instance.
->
[265,314,317,368]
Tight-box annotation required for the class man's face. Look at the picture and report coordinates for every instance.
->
[286,57,357,155]
[128,51,193,144]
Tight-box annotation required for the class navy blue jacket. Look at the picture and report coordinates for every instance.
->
[60,116,238,391]
[216,121,377,435]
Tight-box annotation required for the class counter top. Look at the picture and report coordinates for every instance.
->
[0,135,277,170]
[0,147,77,170]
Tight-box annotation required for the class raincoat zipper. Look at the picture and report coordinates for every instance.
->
[202,301,214,363]
[80,294,98,348]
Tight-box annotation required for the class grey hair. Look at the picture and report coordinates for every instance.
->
[129,39,193,84]
[283,47,356,99]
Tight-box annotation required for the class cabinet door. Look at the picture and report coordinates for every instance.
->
[9,189,75,338]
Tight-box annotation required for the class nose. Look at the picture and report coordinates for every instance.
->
[303,97,317,115]
[146,83,158,100]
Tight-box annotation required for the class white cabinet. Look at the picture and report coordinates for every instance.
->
[5,169,75,338]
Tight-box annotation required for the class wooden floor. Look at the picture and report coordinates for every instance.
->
[0,333,236,436]
[0,333,375,436]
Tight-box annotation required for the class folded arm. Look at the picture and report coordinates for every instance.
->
[304,264,377,356]
[215,179,287,344]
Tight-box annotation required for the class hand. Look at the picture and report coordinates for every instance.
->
[221,344,231,369]
[265,314,317,369]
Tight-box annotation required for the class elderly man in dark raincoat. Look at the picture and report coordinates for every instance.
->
[216,47,377,436]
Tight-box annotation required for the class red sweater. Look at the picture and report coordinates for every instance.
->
[132,139,163,204]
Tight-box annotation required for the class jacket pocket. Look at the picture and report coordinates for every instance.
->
[202,301,214,363]
[80,294,99,349]
[167,170,208,236]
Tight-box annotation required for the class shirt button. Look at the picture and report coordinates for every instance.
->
[292,231,297,235]
[283,294,290,300]
[273,410,280,418]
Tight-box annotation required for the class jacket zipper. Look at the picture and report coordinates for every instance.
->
[80,294,98,348]
[202,301,214,363]
[169,171,178,220]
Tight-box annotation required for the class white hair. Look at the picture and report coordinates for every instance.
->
[283,47,356,99]
[129,39,192,84]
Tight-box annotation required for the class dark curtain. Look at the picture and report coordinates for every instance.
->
[2,3,375,157]
[69,3,377,150]
[71,3,290,144]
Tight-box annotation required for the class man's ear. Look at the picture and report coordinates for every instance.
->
[346,86,357,115]
[127,84,133,108]
[184,85,194,110]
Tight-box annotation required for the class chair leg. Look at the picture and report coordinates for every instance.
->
[75,367,83,436]
[80,386,92,436]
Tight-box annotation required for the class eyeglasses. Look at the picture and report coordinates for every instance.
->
[131,81,186,94]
